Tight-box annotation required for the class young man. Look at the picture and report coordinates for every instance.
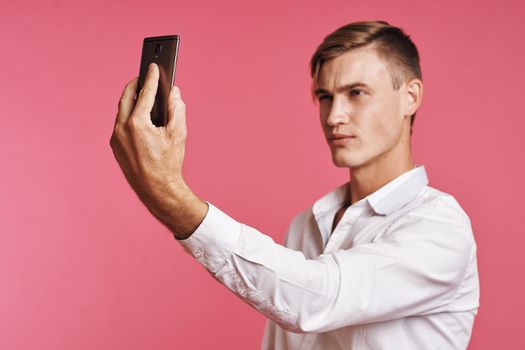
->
[110,21,480,349]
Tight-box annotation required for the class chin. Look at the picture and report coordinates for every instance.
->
[332,153,363,168]
[330,146,376,169]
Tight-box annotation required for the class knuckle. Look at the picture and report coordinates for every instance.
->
[176,99,186,111]
[139,87,150,97]
[113,124,123,135]
[110,134,118,148]
[128,117,142,130]
[118,97,126,110]
[126,78,136,89]
[110,126,125,143]
[174,94,184,103]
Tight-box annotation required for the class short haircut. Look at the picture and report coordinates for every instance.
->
[310,20,422,131]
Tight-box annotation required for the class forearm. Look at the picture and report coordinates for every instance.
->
[178,203,339,333]
[147,180,209,240]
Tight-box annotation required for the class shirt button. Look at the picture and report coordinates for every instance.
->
[194,248,204,258]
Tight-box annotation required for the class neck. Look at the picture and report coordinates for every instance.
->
[346,138,414,206]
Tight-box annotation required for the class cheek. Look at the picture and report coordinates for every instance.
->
[364,102,403,145]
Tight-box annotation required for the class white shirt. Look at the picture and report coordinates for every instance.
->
[179,165,480,349]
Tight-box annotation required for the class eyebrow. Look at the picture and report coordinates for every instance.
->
[314,82,372,96]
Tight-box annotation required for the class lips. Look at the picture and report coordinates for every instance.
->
[328,133,356,146]
[328,133,355,140]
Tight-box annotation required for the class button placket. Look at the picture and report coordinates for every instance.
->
[324,204,367,253]
[324,222,351,253]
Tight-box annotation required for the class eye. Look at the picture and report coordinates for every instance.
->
[349,89,366,97]
[318,95,332,101]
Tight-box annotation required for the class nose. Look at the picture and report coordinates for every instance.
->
[325,96,351,127]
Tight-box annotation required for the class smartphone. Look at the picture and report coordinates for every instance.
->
[137,35,180,127]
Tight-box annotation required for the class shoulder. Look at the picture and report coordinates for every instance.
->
[415,186,473,232]
[383,185,476,268]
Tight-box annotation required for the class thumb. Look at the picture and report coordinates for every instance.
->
[167,85,187,138]
[132,63,159,123]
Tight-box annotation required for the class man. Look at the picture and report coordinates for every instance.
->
[110,20,480,349]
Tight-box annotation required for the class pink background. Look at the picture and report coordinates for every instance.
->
[1,0,524,348]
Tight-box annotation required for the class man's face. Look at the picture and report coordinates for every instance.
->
[315,46,410,169]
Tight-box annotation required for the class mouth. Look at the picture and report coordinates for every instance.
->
[328,136,356,146]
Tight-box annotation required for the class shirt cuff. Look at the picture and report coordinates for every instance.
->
[177,201,242,274]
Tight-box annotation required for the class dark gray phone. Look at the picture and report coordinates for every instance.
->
[137,35,180,127]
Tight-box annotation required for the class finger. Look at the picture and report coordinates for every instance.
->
[116,77,138,127]
[167,85,187,137]
[132,63,159,122]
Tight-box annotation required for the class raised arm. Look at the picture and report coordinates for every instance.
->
[178,199,475,333]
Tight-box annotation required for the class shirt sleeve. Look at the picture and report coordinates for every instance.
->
[177,199,474,334]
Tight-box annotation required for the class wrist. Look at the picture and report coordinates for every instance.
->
[151,180,208,240]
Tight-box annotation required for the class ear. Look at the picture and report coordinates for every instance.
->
[403,78,423,118]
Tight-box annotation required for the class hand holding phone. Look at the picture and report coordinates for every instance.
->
[137,35,180,127]
[111,61,207,240]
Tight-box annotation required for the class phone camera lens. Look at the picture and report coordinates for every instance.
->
[155,44,163,53]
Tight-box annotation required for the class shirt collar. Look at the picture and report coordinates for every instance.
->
[313,164,429,217]
[366,164,429,215]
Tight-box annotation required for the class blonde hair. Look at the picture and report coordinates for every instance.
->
[310,20,422,129]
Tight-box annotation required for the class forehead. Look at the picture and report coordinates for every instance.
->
[317,47,392,90]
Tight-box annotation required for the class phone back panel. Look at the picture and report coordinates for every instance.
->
[137,35,180,127]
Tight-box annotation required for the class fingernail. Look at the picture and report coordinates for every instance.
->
[148,63,155,71]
